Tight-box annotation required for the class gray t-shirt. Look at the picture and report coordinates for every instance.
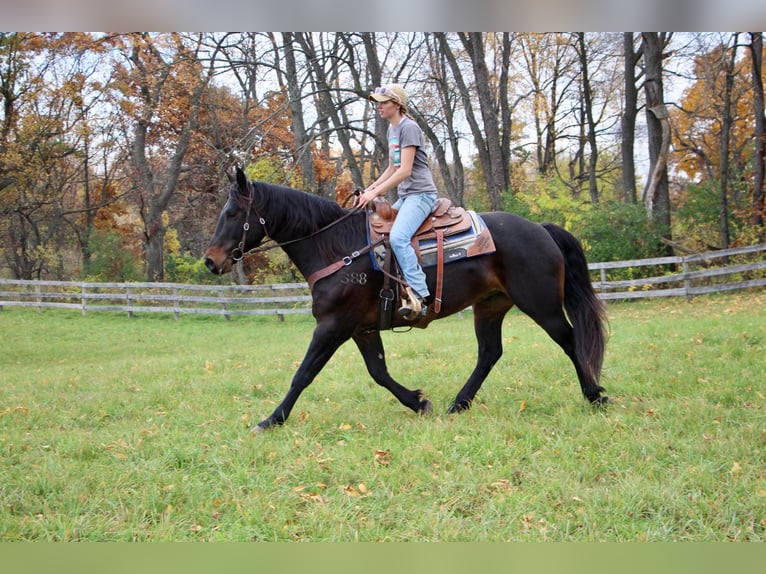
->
[387,116,437,199]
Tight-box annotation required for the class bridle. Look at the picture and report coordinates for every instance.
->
[230,182,266,262]
[229,181,362,262]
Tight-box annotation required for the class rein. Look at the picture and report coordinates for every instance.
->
[231,182,362,261]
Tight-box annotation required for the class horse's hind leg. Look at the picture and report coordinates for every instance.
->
[530,308,605,403]
[353,331,432,415]
[447,300,510,413]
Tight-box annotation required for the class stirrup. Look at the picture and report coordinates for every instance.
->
[398,287,426,320]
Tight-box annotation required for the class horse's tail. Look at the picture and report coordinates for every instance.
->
[542,223,608,388]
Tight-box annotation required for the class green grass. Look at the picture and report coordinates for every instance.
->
[1,292,764,541]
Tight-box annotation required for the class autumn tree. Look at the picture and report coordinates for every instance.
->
[0,32,125,279]
[671,34,758,249]
[113,32,218,282]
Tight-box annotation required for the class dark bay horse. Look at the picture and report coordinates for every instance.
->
[204,168,608,432]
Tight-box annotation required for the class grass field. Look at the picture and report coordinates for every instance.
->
[1,292,764,541]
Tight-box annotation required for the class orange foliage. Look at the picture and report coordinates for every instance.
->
[671,41,764,183]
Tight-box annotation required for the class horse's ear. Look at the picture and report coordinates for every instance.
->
[235,167,248,193]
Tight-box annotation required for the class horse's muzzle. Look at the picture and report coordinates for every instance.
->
[203,246,232,275]
[204,256,220,274]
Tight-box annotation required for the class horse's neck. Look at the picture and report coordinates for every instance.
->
[279,236,328,283]
[257,183,350,279]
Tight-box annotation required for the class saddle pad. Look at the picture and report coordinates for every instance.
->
[370,210,495,271]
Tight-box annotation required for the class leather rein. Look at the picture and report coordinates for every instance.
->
[230,182,363,262]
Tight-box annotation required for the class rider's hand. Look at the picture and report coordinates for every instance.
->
[355,188,375,209]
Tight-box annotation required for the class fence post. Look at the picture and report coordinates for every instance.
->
[683,257,692,302]
[173,287,180,320]
[81,283,87,316]
[126,285,133,318]
[35,283,42,312]
[218,289,230,321]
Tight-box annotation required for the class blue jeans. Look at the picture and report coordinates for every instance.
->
[390,192,437,299]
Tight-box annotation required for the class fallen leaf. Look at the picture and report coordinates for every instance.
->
[519,400,526,412]
[374,448,391,466]
[342,484,360,497]
[339,423,352,430]
[488,479,512,493]
[731,461,742,475]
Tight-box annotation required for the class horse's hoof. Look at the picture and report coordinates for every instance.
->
[251,422,269,434]
[590,395,610,406]
[447,400,469,414]
[418,400,433,416]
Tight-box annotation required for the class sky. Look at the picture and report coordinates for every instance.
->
[3,0,765,31]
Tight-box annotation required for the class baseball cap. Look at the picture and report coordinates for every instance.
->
[369,84,409,110]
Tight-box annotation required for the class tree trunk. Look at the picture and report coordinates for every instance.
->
[621,33,639,203]
[436,33,494,207]
[499,33,513,192]
[750,32,765,229]
[359,33,386,185]
[578,33,599,204]
[421,34,465,205]
[282,33,316,193]
[459,32,508,209]
[641,32,673,253]
[718,34,739,250]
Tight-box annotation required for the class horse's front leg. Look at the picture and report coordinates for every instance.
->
[253,321,348,433]
[447,302,509,413]
[352,331,432,415]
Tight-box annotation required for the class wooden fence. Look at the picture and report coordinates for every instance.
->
[590,243,766,300]
[1,243,764,318]
[0,280,312,320]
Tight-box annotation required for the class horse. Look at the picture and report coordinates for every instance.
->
[203,168,608,433]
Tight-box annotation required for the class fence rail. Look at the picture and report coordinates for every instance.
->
[0,280,312,320]
[590,243,766,300]
[1,244,764,318]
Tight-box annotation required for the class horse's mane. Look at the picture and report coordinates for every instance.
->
[235,180,366,262]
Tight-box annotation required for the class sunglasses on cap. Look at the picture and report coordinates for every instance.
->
[372,86,401,102]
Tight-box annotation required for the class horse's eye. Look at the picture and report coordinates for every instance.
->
[225,201,239,218]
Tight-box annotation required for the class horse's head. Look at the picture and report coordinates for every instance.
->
[203,167,268,275]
